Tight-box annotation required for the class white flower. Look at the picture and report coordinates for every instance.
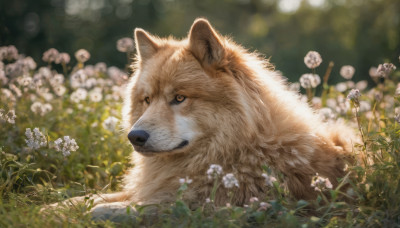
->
[355,80,368,91]
[102,116,119,131]
[395,114,400,124]
[30,102,43,115]
[336,96,351,114]
[70,88,87,103]
[89,88,103,102]
[75,49,90,63]
[1,109,17,124]
[76,88,87,100]
[299,74,321,89]
[179,176,193,185]
[108,66,128,85]
[50,74,64,86]
[95,62,107,73]
[23,56,37,70]
[222,173,239,188]
[346,81,355,89]
[1,88,16,102]
[25,128,47,150]
[207,164,223,180]
[116,38,135,52]
[56,52,70,64]
[304,51,322,69]
[9,84,22,97]
[38,67,52,79]
[53,136,79,156]
[6,110,16,124]
[340,65,355,80]
[0,70,8,85]
[249,197,259,203]
[17,76,33,87]
[70,70,87,88]
[41,92,54,102]
[43,103,52,113]
[53,85,67,96]
[377,63,396,78]
[347,89,361,101]
[359,101,371,112]
[42,48,59,63]
[85,78,97,89]
[259,202,271,210]
[262,173,277,187]
[30,101,52,116]
[318,108,336,122]
[311,173,333,192]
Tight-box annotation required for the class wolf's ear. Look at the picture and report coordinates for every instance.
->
[134,28,159,60]
[188,19,225,65]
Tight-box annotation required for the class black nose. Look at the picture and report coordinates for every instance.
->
[128,130,149,146]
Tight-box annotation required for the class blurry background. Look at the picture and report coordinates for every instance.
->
[1,0,399,83]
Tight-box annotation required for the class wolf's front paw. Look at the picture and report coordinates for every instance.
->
[90,202,136,223]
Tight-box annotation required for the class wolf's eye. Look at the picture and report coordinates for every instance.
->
[175,94,186,103]
[144,97,151,104]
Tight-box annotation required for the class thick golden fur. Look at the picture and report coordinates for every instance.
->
[57,19,357,214]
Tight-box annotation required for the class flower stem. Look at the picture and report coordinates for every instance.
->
[306,88,313,104]
[62,62,68,75]
[354,105,366,151]
[210,175,219,203]
[321,61,334,107]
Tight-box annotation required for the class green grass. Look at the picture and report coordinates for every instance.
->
[1,47,400,227]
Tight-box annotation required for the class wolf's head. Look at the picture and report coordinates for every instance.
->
[123,19,275,157]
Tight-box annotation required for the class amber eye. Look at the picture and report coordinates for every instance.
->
[144,97,151,104]
[175,94,186,103]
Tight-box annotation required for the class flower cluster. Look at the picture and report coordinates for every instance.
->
[75,49,91,63]
[395,114,400,124]
[310,173,333,192]
[259,202,272,211]
[299,73,321,89]
[304,51,322,69]
[0,109,16,124]
[25,128,47,150]
[206,164,223,180]
[340,65,355,80]
[54,136,79,157]
[249,197,259,203]
[70,87,88,103]
[0,45,19,61]
[179,176,193,185]
[347,89,361,102]
[42,48,71,65]
[30,101,53,116]
[261,173,277,187]
[102,116,119,131]
[317,107,336,122]
[377,63,396,78]
[117,38,135,53]
[222,173,239,188]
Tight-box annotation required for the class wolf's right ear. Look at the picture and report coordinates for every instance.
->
[134,28,159,60]
[188,19,225,66]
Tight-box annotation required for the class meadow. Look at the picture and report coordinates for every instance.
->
[0,42,400,227]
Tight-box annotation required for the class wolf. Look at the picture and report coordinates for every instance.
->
[57,19,357,216]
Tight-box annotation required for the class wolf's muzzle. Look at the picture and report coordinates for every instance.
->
[128,130,149,146]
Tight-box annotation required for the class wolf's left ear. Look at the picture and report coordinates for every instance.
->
[134,28,159,61]
[188,19,225,66]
